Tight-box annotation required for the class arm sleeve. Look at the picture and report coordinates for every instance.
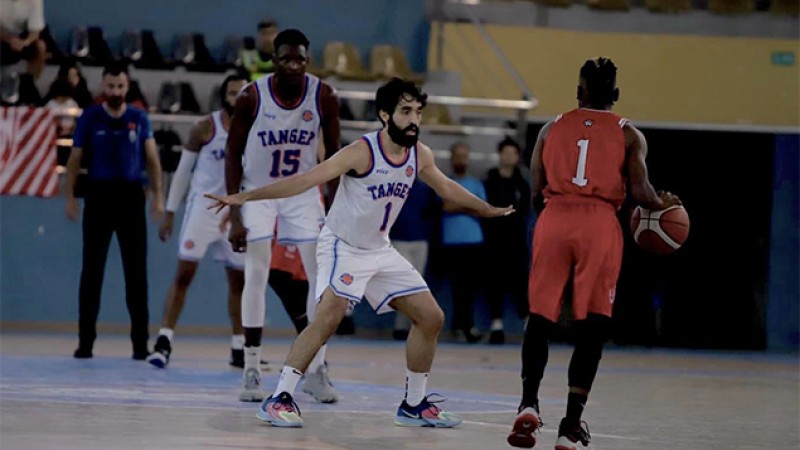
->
[165,149,198,212]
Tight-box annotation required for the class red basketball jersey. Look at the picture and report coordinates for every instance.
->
[542,109,628,209]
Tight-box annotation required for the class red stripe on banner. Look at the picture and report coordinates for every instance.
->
[0,108,45,187]
[20,122,57,196]
[1,117,50,192]
[0,109,58,196]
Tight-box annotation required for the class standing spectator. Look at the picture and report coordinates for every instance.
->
[0,0,46,79]
[441,142,485,343]
[64,62,165,360]
[483,137,531,345]
[241,19,279,80]
[389,180,438,340]
[43,60,93,108]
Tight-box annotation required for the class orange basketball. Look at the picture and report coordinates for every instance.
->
[631,205,690,254]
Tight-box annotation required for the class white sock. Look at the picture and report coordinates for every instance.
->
[274,366,303,398]
[404,369,428,407]
[308,344,327,372]
[231,335,245,350]
[159,328,174,342]
[490,319,504,331]
[244,345,261,372]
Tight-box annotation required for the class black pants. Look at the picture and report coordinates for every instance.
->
[444,244,484,332]
[78,183,149,352]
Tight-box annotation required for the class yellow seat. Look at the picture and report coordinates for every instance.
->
[369,45,425,84]
[646,0,691,12]
[708,0,755,14]
[421,104,453,126]
[322,41,375,81]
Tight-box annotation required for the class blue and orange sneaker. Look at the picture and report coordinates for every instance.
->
[394,394,462,428]
[256,392,303,428]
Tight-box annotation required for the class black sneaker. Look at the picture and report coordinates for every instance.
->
[73,347,93,359]
[230,348,244,368]
[145,335,171,367]
[489,329,505,345]
[555,418,591,450]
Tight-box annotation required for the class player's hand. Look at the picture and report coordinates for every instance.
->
[228,217,247,253]
[481,204,516,218]
[159,212,175,242]
[65,197,80,222]
[657,191,682,208]
[204,193,246,214]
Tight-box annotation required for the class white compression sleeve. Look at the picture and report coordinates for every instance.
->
[241,239,272,329]
[165,149,198,212]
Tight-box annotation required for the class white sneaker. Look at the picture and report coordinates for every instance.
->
[238,368,264,402]
[301,364,339,403]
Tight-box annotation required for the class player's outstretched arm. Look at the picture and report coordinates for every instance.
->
[624,123,681,210]
[416,143,514,218]
[206,139,369,213]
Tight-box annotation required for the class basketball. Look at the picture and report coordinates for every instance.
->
[630,205,690,254]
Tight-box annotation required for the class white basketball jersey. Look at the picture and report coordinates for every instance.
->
[241,73,323,191]
[189,110,227,197]
[325,131,418,250]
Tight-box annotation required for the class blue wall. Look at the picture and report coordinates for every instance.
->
[0,196,293,330]
[44,0,430,72]
[766,135,800,351]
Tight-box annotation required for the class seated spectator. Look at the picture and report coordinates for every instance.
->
[43,60,94,108]
[0,0,46,79]
[241,19,278,80]
[44,78,78,136]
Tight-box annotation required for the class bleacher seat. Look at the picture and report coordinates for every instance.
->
[40,26,65,64]
[369,45,424,83]
[322,42,375,81]
[709,0,756,13]
[137,30,172,70]
[0,72,20,105]
[121,29,143,62]
[69,27,90,59]
[179,82,201,113]
[85,27,113,66]
[173,33,195,65]
[157,81,181,113]
[421,104,453,126]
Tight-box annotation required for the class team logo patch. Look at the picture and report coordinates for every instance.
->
[339,273,354,285]
[584,119,593,127]
[405,165,414,177]
[302,110,314,122]
[184,240,195,250]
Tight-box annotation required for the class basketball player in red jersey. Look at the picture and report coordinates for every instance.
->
[507,58,681,449]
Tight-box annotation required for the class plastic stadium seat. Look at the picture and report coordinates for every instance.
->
[137,30,172,70]
[173,33,195,65]
[157,81,181,113]
[40,26,65,64]
[85,26,113,66]
[178,82,201,113]
[322,41,375,81]
[421,104,453,126]
[121,29,143,62]
[70,27,89,59]
[369,45,425,83]
[709,0,755,13]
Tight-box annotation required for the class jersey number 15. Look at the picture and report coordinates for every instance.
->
[269,149,301,177]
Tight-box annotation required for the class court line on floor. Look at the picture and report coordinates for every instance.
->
[462,419,645,441]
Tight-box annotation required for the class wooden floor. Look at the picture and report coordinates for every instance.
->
[0,332,797,449]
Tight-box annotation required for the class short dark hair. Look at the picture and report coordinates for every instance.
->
[273,29,310,54]
[220,72,250,104]
[579,57,618,106]
[497,136,521,154]
[102,61,129,77]
[258,19,277,30]
[375,77,428,125]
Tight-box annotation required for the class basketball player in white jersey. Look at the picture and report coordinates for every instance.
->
[225,29,341,403]
[146,74,250,369]
[207,78,514,428]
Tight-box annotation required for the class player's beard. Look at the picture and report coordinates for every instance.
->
[387,117,419,148]
[106,95,124,110]
[223,101,235,117]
